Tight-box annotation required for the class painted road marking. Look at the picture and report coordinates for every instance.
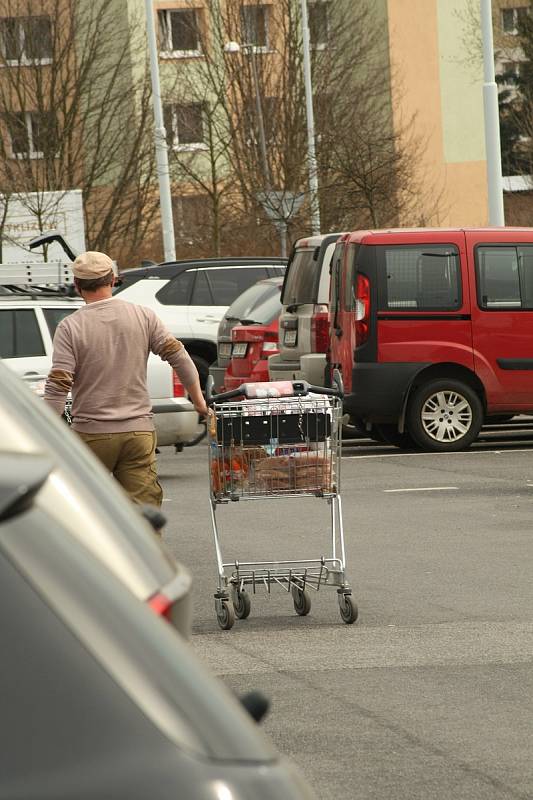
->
[383,486,458,493]
[343,448,533,460]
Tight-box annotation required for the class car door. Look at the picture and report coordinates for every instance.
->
[188,267,269,342]
[470,237,533,408]
[0,307,50,379]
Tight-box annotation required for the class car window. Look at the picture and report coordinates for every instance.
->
[191,271,214,304]
[282,249,320,305]
[155,270,194,305]
[0,309,45,358]
[379,245,461,310]
[475,245,533,309]
[204,268,270,306]
[15,310,45,356]
[225,281,275,321]
[43,307,77,339]
[240,284,282,324]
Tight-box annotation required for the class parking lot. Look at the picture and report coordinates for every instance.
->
[159,421,533,800]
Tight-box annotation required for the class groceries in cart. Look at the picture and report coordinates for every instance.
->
[208,389,336,499]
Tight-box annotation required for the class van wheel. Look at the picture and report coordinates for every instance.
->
[407,379,483,452]
[373,424,417,449]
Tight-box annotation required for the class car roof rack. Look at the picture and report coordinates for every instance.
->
[0,260,75,296]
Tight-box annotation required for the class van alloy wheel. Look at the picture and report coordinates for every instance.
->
[421,390,472,442]
[407,378,483,452]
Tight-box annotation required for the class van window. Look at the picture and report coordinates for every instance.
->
[379,245,461,310]
[330,243,344,320]
[476,245,533,309]
[344,244,360,311]
[282,249,320,305]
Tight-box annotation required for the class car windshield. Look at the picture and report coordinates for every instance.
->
[43,307,77,339]
[225,280,282,324]
[282,248,320,305]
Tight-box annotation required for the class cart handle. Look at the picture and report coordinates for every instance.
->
[206,372,343,406]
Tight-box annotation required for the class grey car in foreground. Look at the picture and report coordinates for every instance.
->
[0,448,314,799]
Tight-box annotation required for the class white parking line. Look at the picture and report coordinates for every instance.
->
[343,448,533,459]
[383,486,458,493]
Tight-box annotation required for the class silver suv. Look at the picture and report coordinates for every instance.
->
[268,233,343,386]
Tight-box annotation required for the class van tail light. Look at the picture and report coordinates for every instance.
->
[355,274,370,345]
[148,591,174,622]
[173,372,186,397]
[311,305,329,353]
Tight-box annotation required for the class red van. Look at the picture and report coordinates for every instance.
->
[329,227,533,451]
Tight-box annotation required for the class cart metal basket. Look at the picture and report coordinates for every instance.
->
[206,377,357,630]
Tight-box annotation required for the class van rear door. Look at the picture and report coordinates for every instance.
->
[469,232,533,409]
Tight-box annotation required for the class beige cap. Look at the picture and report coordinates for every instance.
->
[72,251,115,280]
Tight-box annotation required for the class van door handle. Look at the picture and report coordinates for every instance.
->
[24,371,40,376]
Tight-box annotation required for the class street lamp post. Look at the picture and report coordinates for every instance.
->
[480,0,505,226]
[145,0,176,261]
[300,0,321,235]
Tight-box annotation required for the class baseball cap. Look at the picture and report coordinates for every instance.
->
[72,251,115,279]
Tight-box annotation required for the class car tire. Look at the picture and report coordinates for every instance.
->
[407,378,483,452]
[190,355,210,392]
[373,424,418,449]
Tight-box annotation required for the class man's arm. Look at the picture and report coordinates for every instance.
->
[43,323,75,416]
[149,313,208,416]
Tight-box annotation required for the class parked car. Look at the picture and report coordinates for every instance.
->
[328,226,533,452]
[268,234,343,387]
[223,279,283,390]
[210,276,284,392]
[0,360,192,635]
[0,291,200,448]
[0,450,314,799]
[114,257,287,387]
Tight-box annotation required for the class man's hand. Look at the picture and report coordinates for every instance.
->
[186,380,208,417]
[194,397,208,417]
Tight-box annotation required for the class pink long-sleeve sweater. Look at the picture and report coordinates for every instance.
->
[44,297,199,433]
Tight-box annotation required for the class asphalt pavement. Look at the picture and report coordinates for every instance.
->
[158,428,533,800]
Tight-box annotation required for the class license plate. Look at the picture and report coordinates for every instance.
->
[284,329,297,346]
[232,343,248,357]
[219,342,232,358]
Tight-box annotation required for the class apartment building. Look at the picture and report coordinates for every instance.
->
[0,1,493,265]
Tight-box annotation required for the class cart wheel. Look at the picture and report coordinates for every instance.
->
[216,600,235,630]
[338,594,358,624]
[233,590,251,620]
[292,587,311,616]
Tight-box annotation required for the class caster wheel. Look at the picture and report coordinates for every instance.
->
[339,594,358,624]
[292,587,311,616]
[233,590,251,620]
[216,600,235,630]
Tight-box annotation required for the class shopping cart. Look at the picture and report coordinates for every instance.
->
[206,375,357,630]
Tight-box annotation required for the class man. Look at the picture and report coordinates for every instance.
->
[44,250,207,507]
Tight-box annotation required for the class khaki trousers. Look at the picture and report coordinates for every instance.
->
[78,430,163,507]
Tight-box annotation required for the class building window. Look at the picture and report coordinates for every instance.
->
[308,2,329,48]
[164,103,206,149]
[501,6,530,34]
[5,111,57,159]
[241,5,269,49]
[158,8,201,55]
[0,16,52,64]
[500,60,521,84]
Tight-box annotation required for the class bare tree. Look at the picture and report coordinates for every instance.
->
[0,0,158,264]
